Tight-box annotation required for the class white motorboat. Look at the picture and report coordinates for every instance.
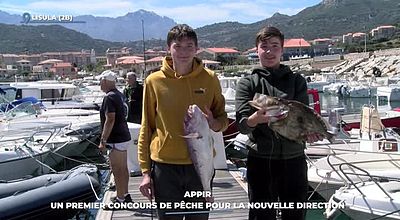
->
[377,85,400,102]
[343,84,377,98]
[0,101,101,181]
[7,81,99,109]
[308,105,400,200]
[0,129,81,181]
[308,152,400,201]
[307,72,339,93]
[325,163,400,219]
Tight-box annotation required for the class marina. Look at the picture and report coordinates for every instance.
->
[1,0,400,217]
[2,68,400,219]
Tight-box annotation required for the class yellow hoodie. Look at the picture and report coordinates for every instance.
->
[138,57,228,173]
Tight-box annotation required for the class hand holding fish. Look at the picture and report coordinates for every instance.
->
[248,93,335,144]
[203,105,221,131]
[139,172,154,201]
[247,106,287,127]
[247,108,269,127]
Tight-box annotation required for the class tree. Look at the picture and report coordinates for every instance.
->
[94,61,106,73]
[85,63,95,72]
[234,56,250,65]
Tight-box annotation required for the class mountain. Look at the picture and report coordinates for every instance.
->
[0,10,21,24]
[0,9,177,42]
[0,23,120,54]
[0,23,169,54]
[1,0,400,53]
[196,0,400,50]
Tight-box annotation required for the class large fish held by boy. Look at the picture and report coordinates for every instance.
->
[183,104,214,202]
[249,93,335,144]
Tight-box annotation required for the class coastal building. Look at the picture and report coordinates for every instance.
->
[371,25,396,40]
[197,48,240,64]
[115,56,144,74]
[145,56,163,73]
[114,55,163,76]
[144,49,168,59]
[342,33,353,44]
[352,32,367,43]
[1,54,20,66]
[312,38,333,56]
[16,59,32,72]
[283,38,312,60]
[106,47,131,68]
[41,49,95,67]
[0,50,95,71]
[49,62,75,78]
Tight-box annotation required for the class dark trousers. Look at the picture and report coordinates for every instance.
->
[152,162,212,220]
[247,155,308,220]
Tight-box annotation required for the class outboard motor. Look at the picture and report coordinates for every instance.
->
[328,108,350,139]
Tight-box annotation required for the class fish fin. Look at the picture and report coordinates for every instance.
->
[326,132,336,143]
[181,133,202,139]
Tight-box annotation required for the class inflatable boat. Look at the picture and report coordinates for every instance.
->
[0,164,101,220]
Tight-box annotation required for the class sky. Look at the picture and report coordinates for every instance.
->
[0,0,322,28]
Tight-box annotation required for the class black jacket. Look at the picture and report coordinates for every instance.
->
[123,82,143,124]
[235,65,309,159]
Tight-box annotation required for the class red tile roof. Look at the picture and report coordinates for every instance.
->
[352,32,366,37]
[284,39,311,48]
[53,62,72,68]
[116,56,143,61]
[378,25,395,29]
[117,58,144,65]
[203,59,221,64]
[147,56,164,62]
[38,59,63,65]
[206,48,240,53]
[246,47,257,53]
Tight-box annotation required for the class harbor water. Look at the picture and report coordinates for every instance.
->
[319,93,400,114]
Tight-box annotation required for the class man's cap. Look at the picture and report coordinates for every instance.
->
[126,72,137,78]
[96,70,117,82]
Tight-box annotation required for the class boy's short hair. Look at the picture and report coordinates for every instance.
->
[167,24,198,47]
[255,26,284,47]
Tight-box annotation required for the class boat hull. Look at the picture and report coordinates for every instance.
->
[0,164,100,220]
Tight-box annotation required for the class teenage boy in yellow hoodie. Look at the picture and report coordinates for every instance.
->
[138,24,228,220]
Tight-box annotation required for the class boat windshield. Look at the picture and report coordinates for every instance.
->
[3,102,41,120]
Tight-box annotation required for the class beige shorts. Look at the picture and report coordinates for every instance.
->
[106,140,130,151]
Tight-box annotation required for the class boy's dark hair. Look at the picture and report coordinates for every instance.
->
[167,24,198,47]
[255,26,284,47]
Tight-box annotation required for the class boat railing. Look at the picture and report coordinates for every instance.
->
[338,162,393,200]
[325,151,400,187]
[17,129,59,174]
[14,129,57,151]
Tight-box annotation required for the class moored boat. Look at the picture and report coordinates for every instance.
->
[0,164,101,220]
